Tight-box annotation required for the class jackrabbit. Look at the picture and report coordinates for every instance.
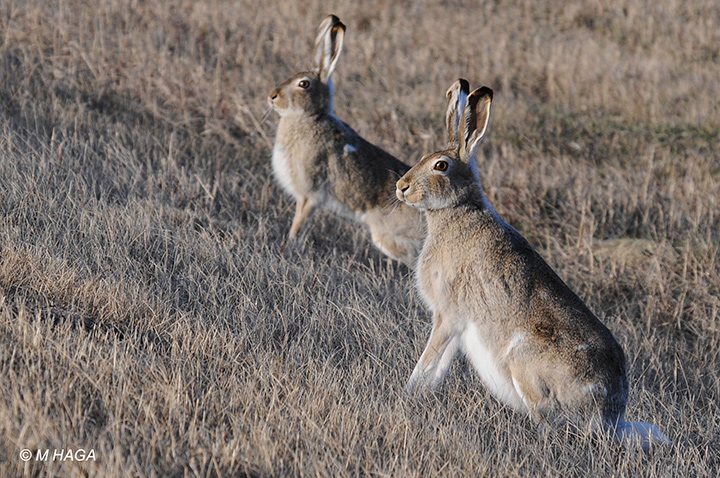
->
[396,79,669,450]
[268,15,425,265]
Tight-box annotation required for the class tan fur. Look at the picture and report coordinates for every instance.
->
[268,15,425,265]
[397,80,669,449]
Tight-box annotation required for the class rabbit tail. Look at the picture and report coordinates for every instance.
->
[613,419,671,451]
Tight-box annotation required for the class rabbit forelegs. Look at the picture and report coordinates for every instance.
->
[406,313,459,394]
[289,196,315,239]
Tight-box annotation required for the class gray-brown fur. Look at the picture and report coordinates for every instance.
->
[396,80,668,449]
[268,15,424,265]
[273,104,408,212]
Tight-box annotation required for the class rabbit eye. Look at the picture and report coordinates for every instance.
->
[298,79,310,89]
[433,160,448,171]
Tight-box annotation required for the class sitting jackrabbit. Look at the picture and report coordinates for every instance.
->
[396,79,669,450]
[268,15,424,265]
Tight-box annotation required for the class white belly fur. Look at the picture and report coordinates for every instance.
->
[272,142,364,225]
[271,143,300,199]
[462,323,527,413]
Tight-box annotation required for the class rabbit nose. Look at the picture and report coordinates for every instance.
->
[396,181,409,201]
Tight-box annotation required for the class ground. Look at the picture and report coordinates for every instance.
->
[0,0,718,476]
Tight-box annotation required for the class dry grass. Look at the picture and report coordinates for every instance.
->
[0,0,718,476]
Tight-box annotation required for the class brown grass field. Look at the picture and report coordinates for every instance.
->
[1,0,719,476]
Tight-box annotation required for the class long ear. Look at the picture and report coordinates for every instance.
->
[313,15,337,70]
[445,79,470,149]
[312,15,345,82]
[459,87,493,163]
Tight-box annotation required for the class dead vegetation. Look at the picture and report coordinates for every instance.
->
[0,0,718,476]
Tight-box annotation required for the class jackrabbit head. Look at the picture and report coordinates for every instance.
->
[396,81,493,210]
[268,15,345,117]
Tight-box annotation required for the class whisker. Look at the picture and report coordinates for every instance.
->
[387,168,406,180]
[383,188,404,212]
[260,106,273,124]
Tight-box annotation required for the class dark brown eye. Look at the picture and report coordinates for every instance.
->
[298,79,310,89]
[433,160,448,171]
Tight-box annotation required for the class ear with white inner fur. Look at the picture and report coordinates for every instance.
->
[445,79,470,149]
[313,16,345,83]
[459,87,493,163]
[313,16,336,59]
[313,15,338,73]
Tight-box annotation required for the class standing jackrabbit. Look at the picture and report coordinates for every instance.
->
[396,79,669,450]
[268,15,425,265]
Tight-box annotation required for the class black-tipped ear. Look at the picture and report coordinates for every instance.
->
[445,79,470,149]
[459,87,493,163]
[312,15,345,82]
